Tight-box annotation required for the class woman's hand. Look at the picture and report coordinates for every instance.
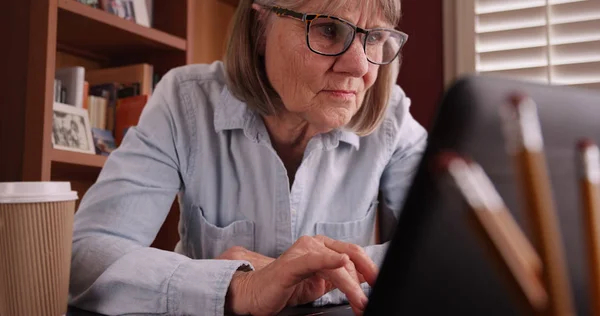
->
[217,246,275,270]
[225,235,379,316]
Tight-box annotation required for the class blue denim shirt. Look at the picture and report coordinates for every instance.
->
[68,61,427,315]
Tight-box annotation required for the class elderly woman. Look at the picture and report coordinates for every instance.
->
[68,0,427,315]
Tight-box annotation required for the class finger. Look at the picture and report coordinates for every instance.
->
[286,248,367,310]
[282,251,347,286]
[356,272,367,284]
[317,267,367,312]
[342,258,361,285]
[334,248,365,286]
[317,263,368,311]
[320,237,378,285]
[317,235,379,286]
[351,303,364,316]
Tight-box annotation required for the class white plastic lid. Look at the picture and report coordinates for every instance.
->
[0,182,78,204]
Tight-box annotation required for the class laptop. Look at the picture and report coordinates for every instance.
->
[69,76,600,315]
[283,75,600,315]
[361,75,600,315]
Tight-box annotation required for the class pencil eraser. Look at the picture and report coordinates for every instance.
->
[508,92,529,108]
[577,138,597,151]
[432,151,465,175]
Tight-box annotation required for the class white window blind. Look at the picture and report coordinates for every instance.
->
[474,0,600,90]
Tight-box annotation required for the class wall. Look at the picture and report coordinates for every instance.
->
[397,0,445,131]
[191,0,236,64]
[0,0,30,181]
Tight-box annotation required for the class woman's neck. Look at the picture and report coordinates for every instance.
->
[261,110,328,185]
[261,110,325,154]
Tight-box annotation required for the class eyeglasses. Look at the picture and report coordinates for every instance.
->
[262,5,408,65]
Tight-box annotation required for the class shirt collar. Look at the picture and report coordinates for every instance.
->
[333,129,360,150]
[214,86,360,150]
[213,86,254,133]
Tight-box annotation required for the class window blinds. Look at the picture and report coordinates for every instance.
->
[475,0,600,90]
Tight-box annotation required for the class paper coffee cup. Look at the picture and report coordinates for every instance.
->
[0,182,78,316]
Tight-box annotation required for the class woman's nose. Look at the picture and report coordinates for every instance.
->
[332,38,370,77]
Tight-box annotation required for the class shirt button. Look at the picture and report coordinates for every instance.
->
[291,209,297,216]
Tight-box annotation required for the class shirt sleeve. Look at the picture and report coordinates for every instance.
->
[68,71,252,316]
[313,85,428,306]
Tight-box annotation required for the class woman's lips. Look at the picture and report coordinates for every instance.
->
[322,90,357,99]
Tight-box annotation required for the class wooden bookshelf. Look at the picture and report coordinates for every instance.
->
[57,0,186,58]
[2,0,238,251]
[51,148,107,168]
[50,150,106,195]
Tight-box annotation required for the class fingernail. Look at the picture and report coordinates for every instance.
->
[362,296,369,308]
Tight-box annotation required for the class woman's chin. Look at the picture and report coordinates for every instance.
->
[311,116,353,133]
[299,106,356,133]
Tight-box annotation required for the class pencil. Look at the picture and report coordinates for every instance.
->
[500,94,575,316]
[577,139,600,316]
[469,162,542,280]
[436,153,547,313]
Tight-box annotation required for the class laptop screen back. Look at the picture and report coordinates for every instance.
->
[365,76,600,315]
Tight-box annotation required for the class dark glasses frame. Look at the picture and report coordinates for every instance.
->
[262,5,408,65]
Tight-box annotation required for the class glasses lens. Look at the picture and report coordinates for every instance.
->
[365,30,404,64]
[308,17,354,55]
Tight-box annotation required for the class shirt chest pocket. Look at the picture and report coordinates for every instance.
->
[315,201,379,247]
[187,206,255,259]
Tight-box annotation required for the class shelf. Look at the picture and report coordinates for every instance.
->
[51,148,107,168]
[56,0,186,59]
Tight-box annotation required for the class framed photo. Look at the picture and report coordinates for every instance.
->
[52,102,95,154]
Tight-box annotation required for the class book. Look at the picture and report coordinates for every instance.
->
[100,0,133,21]
[82,81,89,110]
[91,128,117,156]
[88,95,108,130]
[130,0,151,27]
[86,63,154,95]
[54,79,62,103]
[89,83,120,133]
[60,87,67,104]
[77,0,100,8]
[55,66,85,108]
[117,83,141,98]
[122,0,135,22]
[145,0,153,26]
[115,95,148,145]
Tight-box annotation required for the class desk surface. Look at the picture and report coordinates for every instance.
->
[67,304,352,316]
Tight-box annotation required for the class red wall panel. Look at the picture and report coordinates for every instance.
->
[397,0,445,131]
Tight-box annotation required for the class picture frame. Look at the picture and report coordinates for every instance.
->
[52,102,96,154]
